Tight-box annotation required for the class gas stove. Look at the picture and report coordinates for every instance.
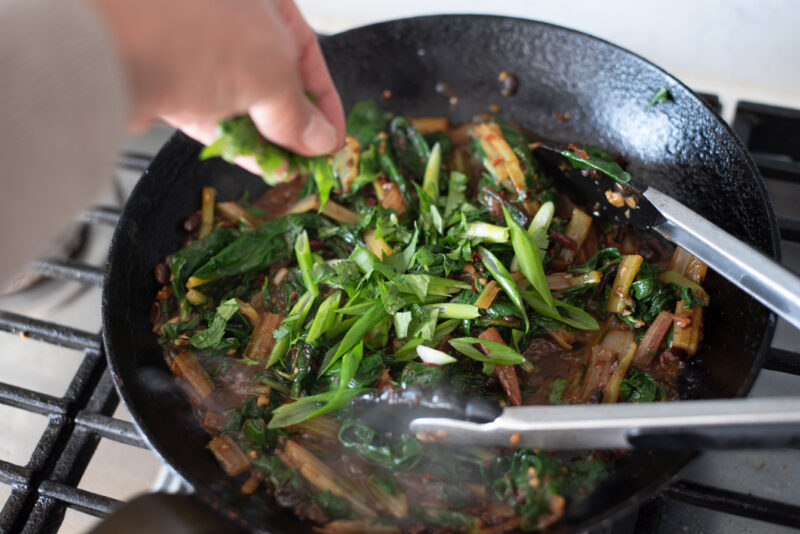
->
[0,97,798,534]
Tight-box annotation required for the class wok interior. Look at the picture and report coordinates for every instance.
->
[103,15,777,533]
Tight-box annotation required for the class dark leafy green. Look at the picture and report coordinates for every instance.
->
[389,116,431,179]
[619,367,666,403]
[559,146,632,185]
[346,100,390,145]
[338,418,423,470]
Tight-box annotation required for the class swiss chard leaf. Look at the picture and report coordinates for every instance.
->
[548,378,568,405]
[346,100,390,145]
[559,147,632,185]
[389,117,431,179]
[400,361,446,388]
[170,227,237,314]
[619,367,665,403]
[189,298,239,348]
[191,216,311,283]
[338,418,424,470]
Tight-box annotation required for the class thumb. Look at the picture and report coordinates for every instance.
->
[248,82,340,156]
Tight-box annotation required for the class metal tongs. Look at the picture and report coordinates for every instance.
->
[351,387,800,450]
[409,397,800,450]
[533,144,800,331]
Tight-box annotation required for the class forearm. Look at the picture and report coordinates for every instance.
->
[0,0,128,282]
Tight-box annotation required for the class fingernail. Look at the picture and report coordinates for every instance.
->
[302,112,338,154]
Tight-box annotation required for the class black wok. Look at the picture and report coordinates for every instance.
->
[102,15,779,533]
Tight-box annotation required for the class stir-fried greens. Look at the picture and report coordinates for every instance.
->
[151,101,711,532]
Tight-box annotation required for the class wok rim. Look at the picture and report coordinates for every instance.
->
[102,13,779,533]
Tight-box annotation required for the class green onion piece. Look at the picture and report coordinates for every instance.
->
[464,222,509,244]
[336,301,374,316]
[394,319,460,361]
[528,200,555,256]
[477,246,529,332]
[424,303,480,320]
[319,300,387,375]
[326,316,357,339]
[306,291,342,344]
[266,290,315,368]
[422,142,442,202]
[427,276,470,296]
[269,342,364,428]
[528,201,555,234]
[294,230,318,297]
[520,289,599,330]
[448,337,525,365]
[394,311,413,338]
[394,337,424,360]
[503,206,557,316]
[350,245,396,279]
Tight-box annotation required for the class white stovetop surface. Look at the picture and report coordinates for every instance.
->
[1,3,800,532]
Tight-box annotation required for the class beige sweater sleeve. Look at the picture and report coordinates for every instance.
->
[0,0,128,282]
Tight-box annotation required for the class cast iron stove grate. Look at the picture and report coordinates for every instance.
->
[0,99,799,533]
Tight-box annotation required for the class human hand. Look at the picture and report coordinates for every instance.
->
[90,0,344,163]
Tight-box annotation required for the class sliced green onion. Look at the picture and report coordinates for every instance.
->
[306,291,342,344]
[422,142,442,202]
[424,303,480,320]
[269,342,364,429]
[529,201,555,234]
[520,290,599,330]
[448,337,525,365]
[477,246,529,332]
[319,300,387,375]
[464,222,509,244]
[416,345,457,366]
[267,290,315,368]
[295,230,318,297]
[503,206,556,315]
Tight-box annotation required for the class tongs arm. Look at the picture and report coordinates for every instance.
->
[409,397,800,450]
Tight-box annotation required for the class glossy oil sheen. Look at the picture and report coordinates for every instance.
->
[102,15,778,533]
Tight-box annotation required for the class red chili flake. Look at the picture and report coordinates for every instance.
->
[551,230,577,250]
[568,143,589,161]
[472,251,482,263]
[378,144,386,154]
[365,197,376,206]
[256,274,266,286]
[491,157,503,167]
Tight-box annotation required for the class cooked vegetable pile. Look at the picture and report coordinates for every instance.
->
[151,101,710,533]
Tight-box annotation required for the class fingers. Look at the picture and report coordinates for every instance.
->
[164,117,219,146]
[278,0,345,142]
[249,76,338,156]
[270,0,345,150]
